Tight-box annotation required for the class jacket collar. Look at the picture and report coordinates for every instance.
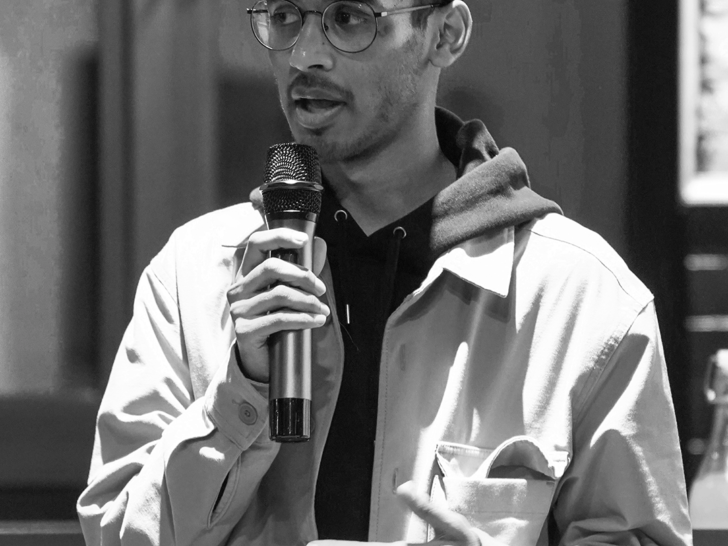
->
[425,225,515,298]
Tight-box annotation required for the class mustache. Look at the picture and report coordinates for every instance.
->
[287,72,352,102]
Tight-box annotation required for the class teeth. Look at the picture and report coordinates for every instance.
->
[296,98,338,112]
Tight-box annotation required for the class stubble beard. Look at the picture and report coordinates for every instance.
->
[281,36,427,164]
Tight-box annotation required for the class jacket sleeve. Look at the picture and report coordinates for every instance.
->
[551,301,692,546]
[77,245,280,546]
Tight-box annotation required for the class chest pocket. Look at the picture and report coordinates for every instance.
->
[430,437,570,546]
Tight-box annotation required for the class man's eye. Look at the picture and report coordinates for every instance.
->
[270,9,299,25]
[332,7,369,26]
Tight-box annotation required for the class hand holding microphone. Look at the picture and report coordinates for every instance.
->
[226,143,328,442]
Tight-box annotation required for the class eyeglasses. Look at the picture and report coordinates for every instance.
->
[247,0,449,54]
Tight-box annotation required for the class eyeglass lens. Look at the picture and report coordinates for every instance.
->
[250,0,378,53]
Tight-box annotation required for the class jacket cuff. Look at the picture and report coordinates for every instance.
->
[205,341,272,451]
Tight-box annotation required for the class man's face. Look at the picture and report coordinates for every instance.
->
[267,0,431,163]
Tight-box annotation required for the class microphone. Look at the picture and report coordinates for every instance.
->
[261,143,324,443]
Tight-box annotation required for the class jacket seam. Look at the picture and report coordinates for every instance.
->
[523,225,652,307]
[149,262,179,307]
[572,300,652,426]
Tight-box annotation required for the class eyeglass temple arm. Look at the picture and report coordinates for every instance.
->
[376,2,447,18]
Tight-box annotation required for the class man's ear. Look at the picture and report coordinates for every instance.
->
[427,1,472,69]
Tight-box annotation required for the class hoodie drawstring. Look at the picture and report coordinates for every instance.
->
[334,211,406,331]
[335,209,351,324]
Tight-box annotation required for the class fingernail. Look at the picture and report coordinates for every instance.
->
[315,314,328,326]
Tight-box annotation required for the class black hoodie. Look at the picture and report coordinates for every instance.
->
[308,108,562,539]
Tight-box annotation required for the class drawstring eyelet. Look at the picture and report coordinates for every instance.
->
[335,210,348,222]
[393,226,407,240]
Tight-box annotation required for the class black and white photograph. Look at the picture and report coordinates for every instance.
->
[0,1,726,544]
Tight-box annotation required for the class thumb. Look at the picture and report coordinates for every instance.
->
[313,236,327,277]
[396,482,478,546]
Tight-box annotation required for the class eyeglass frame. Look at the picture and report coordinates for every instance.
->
[246,0,452,54]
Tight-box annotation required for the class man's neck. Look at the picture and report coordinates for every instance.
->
[321,112,456,236]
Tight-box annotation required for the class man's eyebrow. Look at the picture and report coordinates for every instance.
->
[357,0,384,8]
[318,0,383,8]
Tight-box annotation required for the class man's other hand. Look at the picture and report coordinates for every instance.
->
[308,481,495,546]
[227,228,329,383]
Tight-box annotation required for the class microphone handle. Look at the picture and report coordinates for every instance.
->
[268,216,316,442]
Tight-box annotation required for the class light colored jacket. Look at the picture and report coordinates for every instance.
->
[78,203,692,546]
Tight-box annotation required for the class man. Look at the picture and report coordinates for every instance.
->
[77,1,692,545]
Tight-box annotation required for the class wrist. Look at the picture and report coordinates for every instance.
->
[234,343,269,384]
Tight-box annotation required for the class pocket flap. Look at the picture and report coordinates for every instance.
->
[483,436,569,481]
[435,437,569,481]
[435,442,493,479]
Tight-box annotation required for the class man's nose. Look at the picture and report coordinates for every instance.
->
[289,12,334,71]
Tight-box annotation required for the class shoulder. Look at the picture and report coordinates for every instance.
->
[149,203,264,291]
[172,203,264,246]
[515,213,653,310]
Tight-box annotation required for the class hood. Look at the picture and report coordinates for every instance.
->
[430,107,561,257]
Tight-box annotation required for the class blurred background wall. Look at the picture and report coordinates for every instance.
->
[0,2,101,529]
[0,0,98,394]
[0,0,719,538]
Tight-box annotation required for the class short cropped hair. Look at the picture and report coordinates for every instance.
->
[411,0,455,29]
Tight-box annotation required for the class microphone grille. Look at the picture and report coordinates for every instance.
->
[262,143,323,216]
[264,143,321,186]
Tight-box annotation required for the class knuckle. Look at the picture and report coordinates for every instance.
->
[230,302,252,320]
[263,258,288,278]
[226,279,243,299]
[267,285,291,306]
[228,277,254,300]
[269,283,288,297]
[247,230,267,244]
[234,316,253,336]
[282,314,316,329]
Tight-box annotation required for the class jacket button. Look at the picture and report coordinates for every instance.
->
[238,402,258,425]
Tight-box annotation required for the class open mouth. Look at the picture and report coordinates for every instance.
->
[292,97,345,130]
[295,98,343,112]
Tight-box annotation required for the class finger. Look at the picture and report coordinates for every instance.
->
[229,284,330,319]
[241,228,310,276]
[230,258,327,300]
[234,310,328,343]
[313,236,327,277]
[396,482,477,546]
